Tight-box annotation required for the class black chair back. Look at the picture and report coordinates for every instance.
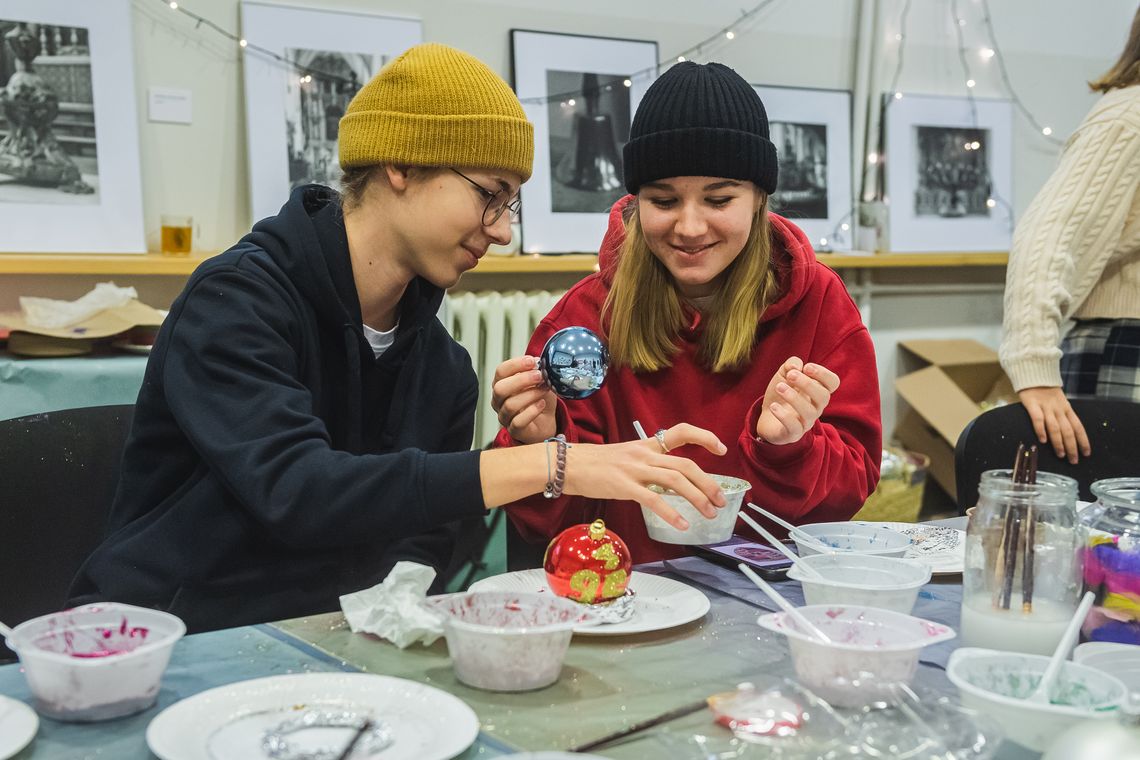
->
[0,405,133,629]
[954,398,1140,513]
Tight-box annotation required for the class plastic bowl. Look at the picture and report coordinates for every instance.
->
[5,603,185,721]
[786,554,932,614]
[641,476,750,545]
[1073,641,1140,663]
[1072,642,1140,700]
[757,604,955,707]
[425,591,595,692]
[946,647,1127,751]
[793,521,911,558]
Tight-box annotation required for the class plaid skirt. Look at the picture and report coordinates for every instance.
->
[1060,319,1140,401]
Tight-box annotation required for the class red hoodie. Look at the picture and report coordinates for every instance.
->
[495,196,882,563]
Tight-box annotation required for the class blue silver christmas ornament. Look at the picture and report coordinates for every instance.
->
[539,326,609,400]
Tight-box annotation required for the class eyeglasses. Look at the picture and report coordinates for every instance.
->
[450,168,521,226]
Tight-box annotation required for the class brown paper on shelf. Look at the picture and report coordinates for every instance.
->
[0,300,164,357]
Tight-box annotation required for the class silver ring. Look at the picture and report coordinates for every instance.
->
[654,428,670,453]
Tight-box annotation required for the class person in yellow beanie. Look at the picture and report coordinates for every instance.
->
[70,43,727,633]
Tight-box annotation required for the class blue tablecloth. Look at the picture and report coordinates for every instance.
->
[0,353,147,421]
[0,624,510,759]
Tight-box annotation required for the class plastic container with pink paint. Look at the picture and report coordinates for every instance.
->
[757,604,955,707]
[425,591,596,692]
[4,603,185,721]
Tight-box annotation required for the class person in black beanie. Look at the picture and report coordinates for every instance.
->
[492,61,883,563]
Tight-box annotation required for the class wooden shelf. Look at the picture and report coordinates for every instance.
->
[473,254,601,273]
[475,252,1009,272]
[0,253,215,275]
[0,250,1007,275]
[816,252,1008,268]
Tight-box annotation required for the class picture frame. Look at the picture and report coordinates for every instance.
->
[511,29,657,254]
[753,84,853,252]
[240,1,421,224]
[0,0,145,253]
[884,93,1013,252]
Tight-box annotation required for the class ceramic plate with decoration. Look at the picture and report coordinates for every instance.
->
[866,522,965,575]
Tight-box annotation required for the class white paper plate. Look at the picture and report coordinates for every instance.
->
[468,570,710,635]
[113,340,153,354]
[146,673,478,760]
[0,695,37,760]
[868,522,965,575]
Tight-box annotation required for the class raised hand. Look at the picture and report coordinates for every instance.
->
[755,357,840,445]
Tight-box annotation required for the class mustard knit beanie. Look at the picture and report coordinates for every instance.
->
[339,43,534,181]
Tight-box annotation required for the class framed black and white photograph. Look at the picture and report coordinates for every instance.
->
[512,30,657,254]
[241,2,420,223]
[283,48,380,191]
[753,85,853,251]
[885,94,1013,252]
[0,0,144,252]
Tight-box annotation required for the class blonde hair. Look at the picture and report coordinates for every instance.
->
[1089,7,1140,92]
[602,198,780,373]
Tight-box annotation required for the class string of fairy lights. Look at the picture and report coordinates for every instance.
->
[152,0,1065,252]
[823,0,1061,250]
[519,0,784,106]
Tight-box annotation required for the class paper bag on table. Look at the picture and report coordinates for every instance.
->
[0,283,165,357]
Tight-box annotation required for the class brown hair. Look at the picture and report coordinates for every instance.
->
[1089,7,1140,92]
[339,165,379,210]
[338,165,448,210]
[601,197,781,374]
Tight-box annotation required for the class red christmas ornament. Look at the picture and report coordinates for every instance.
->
[544,519,632,604]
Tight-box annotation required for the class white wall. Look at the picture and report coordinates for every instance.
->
[5,0,1137,443]
[119,0,1135,250]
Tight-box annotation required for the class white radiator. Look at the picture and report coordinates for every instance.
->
[440,290,566,448]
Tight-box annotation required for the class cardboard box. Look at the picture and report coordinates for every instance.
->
[893,339,1015,502]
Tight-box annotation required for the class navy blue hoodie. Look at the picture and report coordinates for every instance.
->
[71,186,486,632]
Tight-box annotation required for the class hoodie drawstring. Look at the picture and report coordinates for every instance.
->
[343,325,363,453]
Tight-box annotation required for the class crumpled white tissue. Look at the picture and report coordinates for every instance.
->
[20,282,139,329]
[339,561,444,649]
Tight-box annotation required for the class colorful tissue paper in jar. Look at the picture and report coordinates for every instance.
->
[1083,533,1140,645]
[544,519,631,604]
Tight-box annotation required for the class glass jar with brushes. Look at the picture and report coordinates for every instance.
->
[1080,478,1140,645]
[961,469,1084,655]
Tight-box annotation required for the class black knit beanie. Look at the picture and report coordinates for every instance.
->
[623,61,778,195]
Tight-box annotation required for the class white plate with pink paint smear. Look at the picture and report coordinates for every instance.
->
[469,569,710,635]
[0,695,37,759]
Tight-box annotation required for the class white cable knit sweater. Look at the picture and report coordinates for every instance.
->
[1000,84,1140,391]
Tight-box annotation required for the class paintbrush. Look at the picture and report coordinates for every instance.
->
[568,699,710,752]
